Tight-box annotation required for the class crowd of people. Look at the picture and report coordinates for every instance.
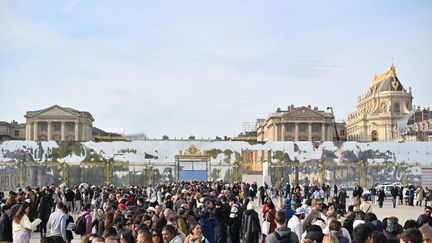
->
[0,181,431,243]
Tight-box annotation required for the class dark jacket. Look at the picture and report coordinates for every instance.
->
[10,203,22,220]
[38,194,53,222]
[65,214,74,241]
[264,227,299,243]
[242,209,260,243]
[199,217,218,243]
[213,207,227,243]
[0,213,13,242]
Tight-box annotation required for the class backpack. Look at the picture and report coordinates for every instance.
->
[74,213,88,235]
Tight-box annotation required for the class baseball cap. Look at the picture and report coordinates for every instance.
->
[146,206,156,213]
[295,207,308,215]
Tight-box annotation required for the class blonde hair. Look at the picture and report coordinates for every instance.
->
[419,224,432,241]
[322,233,339,243]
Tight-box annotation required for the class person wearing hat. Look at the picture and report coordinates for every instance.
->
[282,198,295,224]
[265,210,299,243]
[0,204,13,243]
[287,207,307,241]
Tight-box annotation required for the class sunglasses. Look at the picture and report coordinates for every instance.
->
[426,211,432,214]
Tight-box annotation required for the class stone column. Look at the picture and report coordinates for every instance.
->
[281,123,285,141]
[308,123,312,141]
[61,121,65,141]
[321,123,326,141]
[328,123,333,140]
[47,121,52,141]
[294,122,299,141]
[25,123,29,140]
[33,122,38,141]
[82,123,86,141]
[273,123,277,140]
[74,122,79,141]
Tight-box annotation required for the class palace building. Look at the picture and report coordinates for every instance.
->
[256,105,346,142]
[346,64,414,141]
[24,105,94,141]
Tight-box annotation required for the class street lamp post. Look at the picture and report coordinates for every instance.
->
[327,107,339,141]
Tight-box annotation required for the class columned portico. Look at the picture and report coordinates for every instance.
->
[256,105,340,142]
[25,105,94,141]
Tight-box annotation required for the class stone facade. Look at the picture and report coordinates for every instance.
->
[0,121,25,141]
[25,105,94,141]
[347,64,414,141]
[256,105,342,142]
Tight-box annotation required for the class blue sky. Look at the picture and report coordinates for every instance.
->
[1,1,431,138]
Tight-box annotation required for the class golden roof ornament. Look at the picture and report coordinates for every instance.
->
[371,63,398,86]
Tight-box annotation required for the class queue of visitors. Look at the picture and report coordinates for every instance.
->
[0,181,431,243]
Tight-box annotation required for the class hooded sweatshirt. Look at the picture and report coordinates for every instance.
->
[265,227,299,243]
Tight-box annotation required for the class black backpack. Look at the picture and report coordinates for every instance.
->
[74,213,88,235]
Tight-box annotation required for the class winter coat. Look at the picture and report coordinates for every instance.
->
[38,194,52,222]
[79,211,92,235]
[0,213,13,242]
[242,209,260,243]
[199,218,218,243]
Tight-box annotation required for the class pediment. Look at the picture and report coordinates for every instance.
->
[285,107,326,119]
[36,106,78,118]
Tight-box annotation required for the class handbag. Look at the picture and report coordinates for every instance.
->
[261,211,271,235]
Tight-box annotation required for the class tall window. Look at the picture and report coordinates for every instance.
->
[54,124,60,132]
[299,124,306,132]
[14,130,19,136]
[286,124,293,132]
[312,124,321,133]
